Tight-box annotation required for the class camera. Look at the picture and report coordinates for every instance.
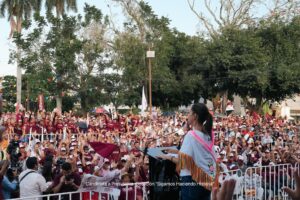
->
[56,159,65,167]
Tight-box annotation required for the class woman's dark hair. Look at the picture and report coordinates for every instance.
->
[6,168,15,182]
[191,103,213,136]
[42,161,53,182]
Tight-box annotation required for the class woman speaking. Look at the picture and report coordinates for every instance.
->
[159,103,218,200]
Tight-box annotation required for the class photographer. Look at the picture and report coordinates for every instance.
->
[6,135,21,170]
[52,162,81,200]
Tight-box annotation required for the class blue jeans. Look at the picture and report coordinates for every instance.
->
[180,176,211,200]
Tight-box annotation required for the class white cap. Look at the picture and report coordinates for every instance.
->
[78,168,83,173]
[238,155,244,160]
[104,158,110,163]
[19,143,25,148]
[86,161,92,165]
[36,139,41,143]
[223,158,228,162]
[220,150,226,155]
[265,149,270,153]
[76,161,82,165]
[229,153,234,157]
[70,147,75,150]
[50,140,54,143]
[61,147,66,151]
[94,166,100,171]
[71,135,76,139]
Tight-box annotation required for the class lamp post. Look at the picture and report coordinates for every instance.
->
[146,47,155,117]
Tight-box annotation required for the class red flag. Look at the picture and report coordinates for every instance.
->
[38,94,45,111]
[89,142,119,158]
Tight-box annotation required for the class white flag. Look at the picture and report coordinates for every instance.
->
[141,86,148,116]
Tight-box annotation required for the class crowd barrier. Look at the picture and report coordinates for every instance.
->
[244,164,292,200]
[12,182,149,200]
[10,163,300,200]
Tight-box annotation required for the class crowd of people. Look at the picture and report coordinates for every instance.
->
[0,106,299,199]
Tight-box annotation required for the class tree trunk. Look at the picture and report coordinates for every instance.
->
[26,79,30,111]
[56,96,62,112]
[16,50,22,106]
[221,90,228,114]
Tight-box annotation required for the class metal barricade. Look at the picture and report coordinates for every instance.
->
[119,182,149,200]
[12,182,149,200]
[244,164,293,200]
[28,133,80,142]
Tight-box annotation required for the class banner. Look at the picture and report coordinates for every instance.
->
[79,174,120,196]
[38,94,45,111]
[141,86,147,116]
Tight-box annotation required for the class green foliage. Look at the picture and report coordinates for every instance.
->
[1,76,16,112]
[6,1,300,112]
[258,17,300,101]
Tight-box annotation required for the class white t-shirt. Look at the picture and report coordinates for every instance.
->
[19,169,48,200]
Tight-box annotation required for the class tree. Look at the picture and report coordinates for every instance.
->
[1,0,41,109]
[0,0,41,37]
[259,16,300,102]
[186,0,300,37]
[45,0,77,17]
[102,73,125,110]
[75,4,110,112]
[1,75,17,112]
[200,27,269,111]
[11,4,112,112]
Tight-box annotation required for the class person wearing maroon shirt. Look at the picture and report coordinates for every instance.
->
[14,120,23,136]
[82,146,93,162]
[83,161,93,174]
[88,120,97,132]
[22,120,30,135]
[56,118,64,133]
[36,120,47,134]
[107,119,114,131]
[119,173,143,200]
[130,142,141,157]
[29,118,38,133]
[15,112,23,123]
[67,119,78,133]
[46,122,56,134]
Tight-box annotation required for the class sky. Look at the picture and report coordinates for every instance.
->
[0,0,272,77]
[0,0,200,77]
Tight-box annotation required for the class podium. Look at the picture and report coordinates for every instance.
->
[147,147,180,200]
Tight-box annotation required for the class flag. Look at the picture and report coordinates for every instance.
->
[89,142,119,158]
[141,86,147,116]
[38,94,45,111]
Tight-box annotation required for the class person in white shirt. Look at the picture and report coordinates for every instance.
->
[19,157,49,200]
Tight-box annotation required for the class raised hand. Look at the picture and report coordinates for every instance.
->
[212,179,236,200]
[282,170,300,200]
